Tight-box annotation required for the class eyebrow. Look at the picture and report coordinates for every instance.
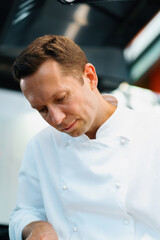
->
[31,91,67,109]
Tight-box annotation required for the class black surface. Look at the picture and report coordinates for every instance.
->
[0,0,159,91]
[0,225,9,240]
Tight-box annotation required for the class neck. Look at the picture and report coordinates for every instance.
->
[86,92,117,139]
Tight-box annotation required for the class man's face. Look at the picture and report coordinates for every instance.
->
[20,59,99,138]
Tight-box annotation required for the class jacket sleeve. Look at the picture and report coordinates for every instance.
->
[9,139,47,240]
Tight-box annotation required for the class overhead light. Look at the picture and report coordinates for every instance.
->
[64,4,90,39]
[73,4,90,25]
[130,39,160,81]
[58,0,77,4]
[63,0,75,2]
[12,12,31,25]
[12,0,36,25]
[58,0,128,4]
[124,11,160,63]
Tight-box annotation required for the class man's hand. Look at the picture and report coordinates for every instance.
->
[22,221,58,240]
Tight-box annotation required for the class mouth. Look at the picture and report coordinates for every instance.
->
[63,120,77,131]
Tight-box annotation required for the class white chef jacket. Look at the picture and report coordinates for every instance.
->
[9,95,160,240]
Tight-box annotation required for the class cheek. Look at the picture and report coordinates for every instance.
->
[65,101,81,115]
[67,98,92,121]
[40,113,53,126]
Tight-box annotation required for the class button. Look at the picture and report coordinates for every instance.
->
[73,226,78,232]
[115,182,121,189]
[62,185,68,191]
[124,219,129,225]
[119,136,128,145]
[64,142,69,147]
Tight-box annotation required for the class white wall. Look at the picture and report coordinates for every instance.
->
[0,89,48,224]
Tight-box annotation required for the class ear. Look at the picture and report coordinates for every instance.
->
[83,63,98,90]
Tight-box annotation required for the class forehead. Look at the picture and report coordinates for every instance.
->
[20,60,69,89]
[21,58,84,89]
[34,59,65,79]
[20,59,83,103]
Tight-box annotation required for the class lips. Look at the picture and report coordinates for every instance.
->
[63,120,77,131]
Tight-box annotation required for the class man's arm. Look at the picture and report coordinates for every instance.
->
[9,140,53,240]
[22,221,58,240]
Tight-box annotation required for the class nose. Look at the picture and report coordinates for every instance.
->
[48,105,66,126]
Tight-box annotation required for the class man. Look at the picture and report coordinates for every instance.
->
[9,35,160,240]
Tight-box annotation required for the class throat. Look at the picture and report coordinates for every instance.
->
[88,102,117,140]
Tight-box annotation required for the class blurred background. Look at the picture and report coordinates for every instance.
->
[0,0,159,239]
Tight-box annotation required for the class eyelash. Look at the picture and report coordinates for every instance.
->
[39,107,48,113]
[38,95,67,113]
[56,95,66,102]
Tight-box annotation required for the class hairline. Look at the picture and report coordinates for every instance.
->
[19,58,85,85]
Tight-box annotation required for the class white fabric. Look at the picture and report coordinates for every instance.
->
[111,82,160,112]
[9,95,160,240]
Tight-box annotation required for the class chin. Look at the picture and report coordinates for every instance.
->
[68,132,82,138]
[68,129,85,138]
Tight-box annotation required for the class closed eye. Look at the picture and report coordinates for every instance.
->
[56,94,67,103]
[57,96,65,102]
[39,106,48,113]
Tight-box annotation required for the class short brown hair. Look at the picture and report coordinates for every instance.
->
[13,35,88,82]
